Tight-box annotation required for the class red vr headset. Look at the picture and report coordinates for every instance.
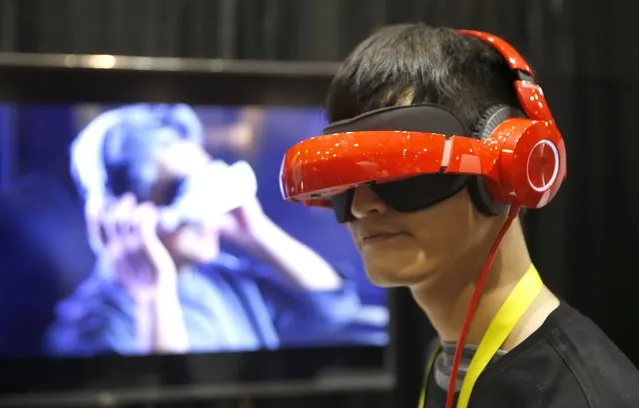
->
[279,30,567,222]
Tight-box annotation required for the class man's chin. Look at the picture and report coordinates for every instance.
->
[359,244,430,287]
[365,266,429,288]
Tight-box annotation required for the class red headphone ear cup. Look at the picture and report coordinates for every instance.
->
[468,104,525,215]
[496,119,565,208]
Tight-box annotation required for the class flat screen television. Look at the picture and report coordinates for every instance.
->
[0,54,395,407]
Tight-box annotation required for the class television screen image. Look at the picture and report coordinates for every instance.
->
[0,103,388,359]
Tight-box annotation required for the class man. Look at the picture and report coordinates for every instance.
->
[283,24,639,406]
[44,104,362,355]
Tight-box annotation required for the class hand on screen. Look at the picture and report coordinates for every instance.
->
[95,194,178,304]
[219,197,270,248]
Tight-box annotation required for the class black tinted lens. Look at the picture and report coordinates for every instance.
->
[330,189,355,223]
[372,174,469,212]
[329,174,470,223]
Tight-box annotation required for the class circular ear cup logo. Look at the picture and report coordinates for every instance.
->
[527,139,560,192]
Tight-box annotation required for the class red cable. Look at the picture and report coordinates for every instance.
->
[444,205,521,408]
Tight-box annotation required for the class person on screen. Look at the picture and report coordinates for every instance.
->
[43,104,363,356]
[311,24,639,407]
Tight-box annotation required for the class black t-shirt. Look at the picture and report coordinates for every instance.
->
[423,301,639,407]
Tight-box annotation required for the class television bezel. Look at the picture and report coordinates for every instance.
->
[0,53,397,407]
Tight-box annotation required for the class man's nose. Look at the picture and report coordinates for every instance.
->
[350,185,389,220]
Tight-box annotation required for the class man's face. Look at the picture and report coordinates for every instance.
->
[346,184,498,287]
[152,140,223,265]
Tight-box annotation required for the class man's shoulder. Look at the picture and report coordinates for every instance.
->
[475,301,639,407]
[544,302,639,406]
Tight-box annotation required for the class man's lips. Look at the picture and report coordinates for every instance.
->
[360,232,406,246]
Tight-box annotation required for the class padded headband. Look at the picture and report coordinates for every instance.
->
[323,104,470,136]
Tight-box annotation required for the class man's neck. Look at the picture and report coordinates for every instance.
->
[410,220,559,349]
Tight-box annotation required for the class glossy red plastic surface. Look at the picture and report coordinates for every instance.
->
[279,30,567,210]
[489,119,566,208]
[456,30,533,75]
[515,81,553,122]
[280,131,502,202]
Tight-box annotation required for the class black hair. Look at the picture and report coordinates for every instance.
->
[101,105,194,201]
[325,24,521,130]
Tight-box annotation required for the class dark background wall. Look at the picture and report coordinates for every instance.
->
[0,0,635,76]
[1,0,637,407]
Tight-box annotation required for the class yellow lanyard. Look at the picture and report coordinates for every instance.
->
[418,264,543,408]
